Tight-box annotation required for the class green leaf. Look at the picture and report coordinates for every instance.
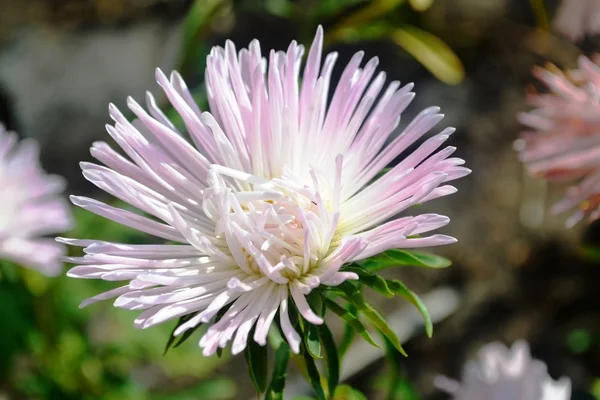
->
[342,266,394,298]
[265,342,291,400]
[302,343,327,400]
[386,279,433,337]
[338,317,355,360]
[391,26,464,85]
[318,324,340,397]
[307,290,326,317]
[164,315,195,355]
[304,323,323,359]
[335,282,407,356]
[178,0,226,74]
[244,339,269,393]
[333,385,368,400]
[324,298,380,348]
[408,0,434,12]
[360,249,452,272]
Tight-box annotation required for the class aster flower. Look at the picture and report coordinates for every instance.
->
[61,26,469,369]
[516,55,600,226]
[0,125,72,276]
[435,340,571,400]
[554,0,600,42]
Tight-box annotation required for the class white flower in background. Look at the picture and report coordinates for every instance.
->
[0,125,72,275]
[516,55,600,226]
[61,26,470,356]
[435,340,571,400]
[554,0,600,42]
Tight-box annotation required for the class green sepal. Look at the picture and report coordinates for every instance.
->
[164,315,198,355]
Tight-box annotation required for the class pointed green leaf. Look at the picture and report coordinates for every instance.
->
[307,290,326,317]
[245,339,269,393]
[359,249,451,272]
[391,26,464,85]
[342,266,394,297]
[164,315,196,354]
[304,323,323,359]
[386,279,433,337]
[335,282,407,356]
[173,323,203,349]
[303,343,327,400]
[265,342,291,400]
[318,323,340,397]
[333,385,368,400]
[338,319,355,360]
[324,298,380,348]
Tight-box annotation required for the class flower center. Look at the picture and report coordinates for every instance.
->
[203,164,342,285]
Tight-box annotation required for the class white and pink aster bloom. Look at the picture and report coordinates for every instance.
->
[435,340,571,400]
[554,0,600,42]
[516,55,600,226]
[0,125,72,275]
[61,27,469,356]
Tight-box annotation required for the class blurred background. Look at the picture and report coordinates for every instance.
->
[0,0,599,399]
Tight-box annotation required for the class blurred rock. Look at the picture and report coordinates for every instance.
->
[0,20,181,188]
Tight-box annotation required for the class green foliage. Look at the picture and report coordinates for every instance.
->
[567,329,594,355]
[324,298,381,348]
[391,26,464,85]
[302,342,327,400]
[334,282,407,356]
[318,324,340,397]
[333,385,368,400]
[386,280,433,337]
[358,249,452,272]
[0,205,234,400]
[245,339,270,393]
[265,342,291,400]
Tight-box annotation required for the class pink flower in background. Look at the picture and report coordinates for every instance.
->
[435,341,571,400]
[61,26,470,356]
[554,0,600,42]
[0,125,72,275]
[516,55,600,226]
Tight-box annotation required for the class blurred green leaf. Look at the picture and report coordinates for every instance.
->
[151,378,236,400]
[529,0,549,31]
[359,249,452,272]
[245,339,269,393]
[408,0,433,12]
[265,342,291,400]
[386,280,432,338]
[334,0,405,31]
[391,26,464,85]
[333,385,368,400]
[567,329,593,354]
[179,0,227,74]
